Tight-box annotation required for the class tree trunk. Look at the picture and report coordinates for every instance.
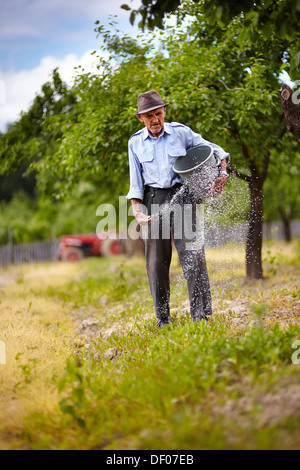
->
[246,175,264,279]
[277,205,293,242]
[282,219,292,242]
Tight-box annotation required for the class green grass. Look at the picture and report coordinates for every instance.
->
[24,319,300,450]
[1,241,300,449]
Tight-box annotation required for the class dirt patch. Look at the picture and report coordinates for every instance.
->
[215,383,300,429]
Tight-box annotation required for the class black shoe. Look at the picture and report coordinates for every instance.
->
[156,317,172,328]
[192,315,209,324]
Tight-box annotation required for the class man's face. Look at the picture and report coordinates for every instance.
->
[137,107,166,137]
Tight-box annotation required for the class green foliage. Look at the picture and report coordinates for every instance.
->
[263,140,300,225]
[0,186,103,245]
[0,10,297,200]
[0,192,47,244]
[0,69,78,193]
[263,239,279,275]
[204,176,250,226]
[0,4,299,275]
[121,0,300,75]
[0,163,36,202]
[121,0,181,30]
[41,16,292,193]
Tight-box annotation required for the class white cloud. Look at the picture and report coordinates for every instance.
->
[0,0,142,40]
[0,49,104,131]
[0,0,146,131]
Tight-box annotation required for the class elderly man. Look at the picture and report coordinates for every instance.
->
[126,90,229,327]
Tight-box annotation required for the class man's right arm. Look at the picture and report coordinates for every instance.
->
[131,199,151,226]
[126,139,145,201]
[126,139,151,225]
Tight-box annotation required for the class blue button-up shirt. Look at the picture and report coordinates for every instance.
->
[126,122,230,200]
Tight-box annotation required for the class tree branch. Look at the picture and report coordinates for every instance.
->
[227,165,251,183]
[193,84,219,92]
[277,124,287,139]
[216,78,246,92]
[241,141,257,173]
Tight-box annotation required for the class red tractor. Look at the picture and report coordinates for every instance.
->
[57,231,144,261]
[57,232,125,262]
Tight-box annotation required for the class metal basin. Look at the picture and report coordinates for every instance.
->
[173,144,219,201]
[173,144,217,176]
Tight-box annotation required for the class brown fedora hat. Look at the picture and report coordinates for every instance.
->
[135,89,169,115]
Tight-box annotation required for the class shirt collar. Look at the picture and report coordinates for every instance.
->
[164,123,173,135]
[143,122,173,140]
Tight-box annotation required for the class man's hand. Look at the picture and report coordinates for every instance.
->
[134,211,151,226]
[205,172,228,198]
[131,199,151,226]
[206,158,228,197]
[211,173,228,195]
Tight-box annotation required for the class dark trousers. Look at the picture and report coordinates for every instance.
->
[142,184,212,322]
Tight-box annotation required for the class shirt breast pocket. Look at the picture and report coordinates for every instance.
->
[137,150,156,181]
[138,150,154,163]
[168,146,186,160]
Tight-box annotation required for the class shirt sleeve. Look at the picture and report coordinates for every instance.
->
[185,126,230,166]
[126,139,145,200]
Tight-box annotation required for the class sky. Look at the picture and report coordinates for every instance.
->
[0,0,142,131]
[0,0,295,133]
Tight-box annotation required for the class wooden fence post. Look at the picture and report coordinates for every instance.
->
[7,229,13,266]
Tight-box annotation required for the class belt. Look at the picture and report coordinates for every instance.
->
[144,182,182,193]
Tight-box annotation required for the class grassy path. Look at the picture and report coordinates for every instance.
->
[0,263,80,449]
[0,242,299,449]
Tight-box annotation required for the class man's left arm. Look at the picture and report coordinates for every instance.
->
[213,157,228,195]
[186,126,230,194]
